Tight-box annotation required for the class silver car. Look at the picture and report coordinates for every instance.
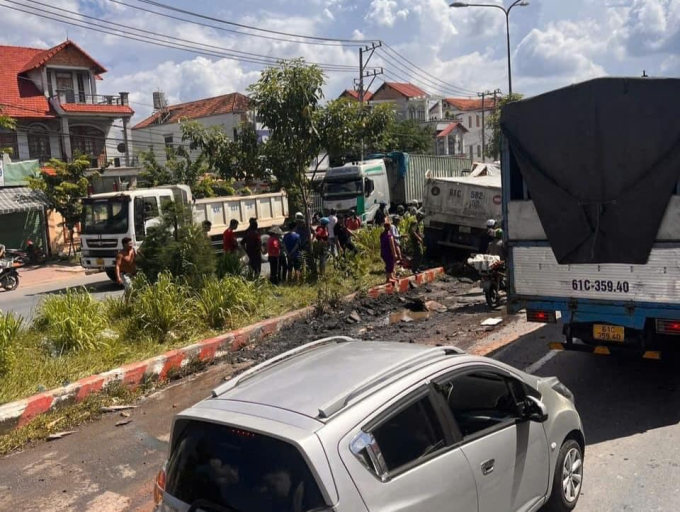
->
[153,337,584,512]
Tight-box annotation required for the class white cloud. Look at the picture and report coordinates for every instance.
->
[515,21,607,81]
[365,0,401,27]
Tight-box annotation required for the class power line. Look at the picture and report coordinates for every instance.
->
[0,1,361,73]
[110,0,364,48]
[132,0,372,44]
[382,43,477,95]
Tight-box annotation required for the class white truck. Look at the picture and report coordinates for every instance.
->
[321,153,471,222]
[80,186,288,281]
[422,174,502,253]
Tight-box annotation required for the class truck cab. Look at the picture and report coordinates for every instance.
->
[80,185,191,280]
[321,160,388,222]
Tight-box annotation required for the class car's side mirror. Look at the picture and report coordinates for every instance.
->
[524,395,549,423]
[365,178,374,197]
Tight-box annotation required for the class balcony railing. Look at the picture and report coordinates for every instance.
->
[53,90,127,106]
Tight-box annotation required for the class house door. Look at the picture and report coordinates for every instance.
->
[56,72,74,102]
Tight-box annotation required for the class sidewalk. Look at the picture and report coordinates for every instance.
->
[17,262,93,288]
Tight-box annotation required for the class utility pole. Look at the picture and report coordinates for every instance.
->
[492,88,501,160]
[355,42,383,161]
[478,90,494,162]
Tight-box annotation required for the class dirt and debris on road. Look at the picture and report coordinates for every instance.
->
[230,274,527,367]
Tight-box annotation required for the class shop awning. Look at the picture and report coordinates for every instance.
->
[0,187,49,214]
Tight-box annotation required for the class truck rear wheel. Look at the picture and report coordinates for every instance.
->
[105,269,117,282]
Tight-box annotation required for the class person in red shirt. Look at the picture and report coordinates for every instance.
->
[345,210,362,232]
[222,219,239,254]
[267,226,283,285]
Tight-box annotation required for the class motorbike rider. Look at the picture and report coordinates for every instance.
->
[487,229,506,261]
[481,219,497,253]
[0,244,5,260]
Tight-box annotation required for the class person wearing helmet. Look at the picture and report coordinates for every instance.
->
[374,201,387,226]
[396,205,405,216]
[314,217,330,275]
[487,228,506,261]
[390,215,403,260]
[345,209,362,231]
[481,219,498,254]
[409,212,425,273]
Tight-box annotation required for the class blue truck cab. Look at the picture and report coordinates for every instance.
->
[502,77,680,357]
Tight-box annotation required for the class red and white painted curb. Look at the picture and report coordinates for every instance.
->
[0,268,444,435]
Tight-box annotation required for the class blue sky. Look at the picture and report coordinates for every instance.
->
[1,0,679,121]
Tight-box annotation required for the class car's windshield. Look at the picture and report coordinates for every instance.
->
[81,198,129,234]
[322,179,362,199]
[165,420,327,512]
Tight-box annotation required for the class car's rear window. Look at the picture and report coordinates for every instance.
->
[165,419,327,512]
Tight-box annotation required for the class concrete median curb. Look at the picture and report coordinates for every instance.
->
[0,267,444,435]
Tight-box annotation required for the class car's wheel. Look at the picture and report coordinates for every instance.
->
[544,439,583,511]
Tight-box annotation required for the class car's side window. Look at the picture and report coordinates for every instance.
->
[371,395,446,474]
[438,371,522,438]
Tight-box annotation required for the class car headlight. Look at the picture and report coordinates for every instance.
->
[552,380,575,404]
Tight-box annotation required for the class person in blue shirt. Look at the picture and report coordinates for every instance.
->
[283,222,302,283]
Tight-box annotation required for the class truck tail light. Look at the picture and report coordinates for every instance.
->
[153,465,166,506]
[527,309,557,324]
[655,319,680,335]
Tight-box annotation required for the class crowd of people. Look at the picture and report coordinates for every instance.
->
[221,204,426,286]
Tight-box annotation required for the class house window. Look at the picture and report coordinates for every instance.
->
[0,132,19,159]
[476,115,480,128]
[409,107,416,120]
[27,125,51,162]
[164,135,174,149]
[70,125,105,165]
[468,116,472,128]
[417,109,425,121]
[56,71,75,102]
[477,145,481,158]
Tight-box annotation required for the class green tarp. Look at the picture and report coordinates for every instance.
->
[2,160,40,186]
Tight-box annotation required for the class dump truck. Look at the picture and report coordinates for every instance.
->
[504,77,680,357]
[80,186,288,281]
[422,174,502,253]
[321,153,471,222]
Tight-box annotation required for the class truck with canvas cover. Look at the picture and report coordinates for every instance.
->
[503,77,680,356]
[422,174,502,253]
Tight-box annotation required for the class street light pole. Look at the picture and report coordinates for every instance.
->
[451,1,529,95]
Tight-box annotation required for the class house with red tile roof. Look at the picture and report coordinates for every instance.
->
[0,40,134,168]
[131,92,253,163]
[369,82,431,122]
[429,96,498,162]
[338,89,373,102]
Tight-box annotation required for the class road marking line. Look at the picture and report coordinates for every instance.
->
[524,350,559,374]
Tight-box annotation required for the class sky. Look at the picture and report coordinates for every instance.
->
[1,0,679,122]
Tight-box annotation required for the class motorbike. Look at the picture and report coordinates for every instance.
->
[481,260,506,308]
[0,257,20,291]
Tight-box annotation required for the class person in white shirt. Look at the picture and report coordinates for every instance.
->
[327,209,339,256]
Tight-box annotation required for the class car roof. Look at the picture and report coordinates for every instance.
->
[211,339,463,420]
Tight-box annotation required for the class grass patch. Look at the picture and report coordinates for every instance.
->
[0,256,386,406]
[0,382,145,457]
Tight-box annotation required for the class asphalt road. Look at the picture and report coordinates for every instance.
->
[2,316,680,510]
[0,272,123,321]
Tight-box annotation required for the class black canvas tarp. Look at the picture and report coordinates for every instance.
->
[502,77,680,264]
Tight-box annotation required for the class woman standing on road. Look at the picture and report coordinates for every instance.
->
[380,221,398,284]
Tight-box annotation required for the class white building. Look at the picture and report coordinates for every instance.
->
[429,97,497,162]
[131,92,253,162]
[369,82,431,122]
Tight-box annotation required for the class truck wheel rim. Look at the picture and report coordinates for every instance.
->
[562,447,583,503]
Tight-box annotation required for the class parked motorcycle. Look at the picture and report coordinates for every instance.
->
[0,258,20,291]
[481,260,506,308]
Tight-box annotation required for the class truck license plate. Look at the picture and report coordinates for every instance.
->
[593,325,624,342]
[96,258,104,266]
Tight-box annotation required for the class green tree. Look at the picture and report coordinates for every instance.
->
[485,93,524,160]
[138,145,207,189]
[375,119,434,154]
[28,155,91,253]
[0,108,16,155]
[181,121,264,181]
[248,58,325,221]
[137,202,215,289]
[318,99,394,166]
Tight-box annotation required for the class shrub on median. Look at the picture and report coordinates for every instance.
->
[128,272,195,342]
[0,311,23,377]
[196,276,267,330]
[34,289,108,353]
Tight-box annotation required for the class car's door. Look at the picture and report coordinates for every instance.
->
[339,385,478,512]
[434,369,550,512]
